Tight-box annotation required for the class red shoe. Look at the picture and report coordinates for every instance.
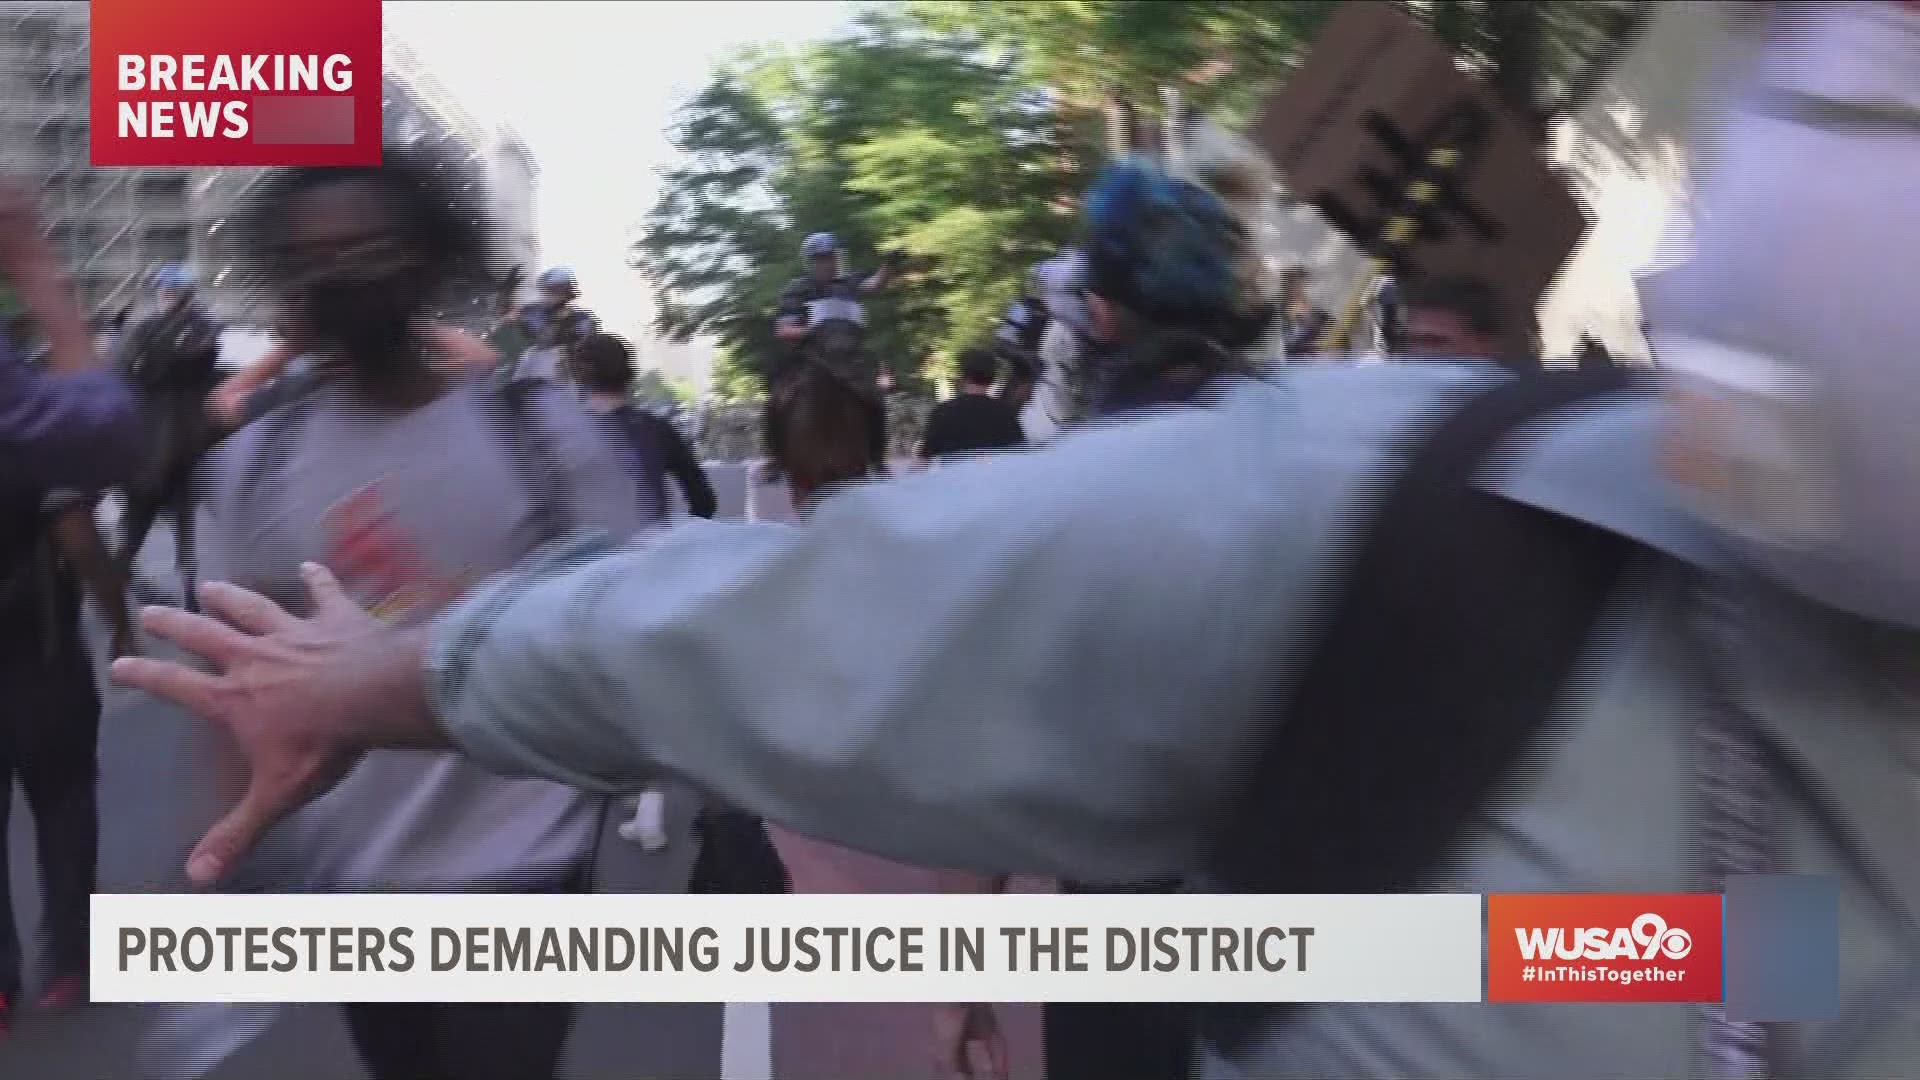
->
[36,974,88,1012]
[0,994,13,1040]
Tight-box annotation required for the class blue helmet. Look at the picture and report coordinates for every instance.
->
[801,232,840,259]
[536,266,578,292]
[152,263,196,292]
[1080,162,1240,335]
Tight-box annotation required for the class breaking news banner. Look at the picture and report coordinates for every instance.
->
[89,0,383,167]
[92,894,1483,1004]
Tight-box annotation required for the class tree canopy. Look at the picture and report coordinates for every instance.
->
[635,1,1653,398]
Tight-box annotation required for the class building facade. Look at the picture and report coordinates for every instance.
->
[0,3,195,321]
[0,5,538,331]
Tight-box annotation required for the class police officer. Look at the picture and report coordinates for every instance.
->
[762,232,899,481]
[510,267,598,384]
[117,11,1920,1077]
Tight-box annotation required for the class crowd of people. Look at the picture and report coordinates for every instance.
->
[6,4,1920,1078]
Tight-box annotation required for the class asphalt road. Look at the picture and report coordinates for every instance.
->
[4,511,722,1079]
[4,464,1047,1080]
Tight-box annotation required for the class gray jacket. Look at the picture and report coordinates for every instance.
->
[424,366,1919,1076]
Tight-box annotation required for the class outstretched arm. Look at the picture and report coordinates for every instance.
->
[659,419,718,519]
[424,322,500,373]
[119,378,1366,886]
[209,343,297,426]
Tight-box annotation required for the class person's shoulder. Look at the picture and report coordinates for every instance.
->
[1481,373,1727,569]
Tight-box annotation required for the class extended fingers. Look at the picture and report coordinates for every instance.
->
[137,605,252,666]
[200,580,299,637]
[188,782,281,887]
[110,655,228,718]
[299,562,362,620]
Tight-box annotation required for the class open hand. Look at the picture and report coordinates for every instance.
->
[111,563,442,886]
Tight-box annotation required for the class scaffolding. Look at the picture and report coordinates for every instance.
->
[0,3,207,318]
[0,7,536,327]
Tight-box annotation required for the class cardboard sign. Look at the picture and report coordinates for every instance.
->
[1253,1,1588,353]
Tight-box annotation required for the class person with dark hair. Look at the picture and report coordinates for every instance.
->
[1575,333,1615,371]
[571,330,716,521]
[919,347,1025,464]
[1277,267,1330,358]
[166,146,658,1080]
[1399,275,1507,363]
[109,11,1920,1074]
[570,330,718,855]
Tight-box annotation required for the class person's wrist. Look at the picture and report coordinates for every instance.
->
[349,626,448,752]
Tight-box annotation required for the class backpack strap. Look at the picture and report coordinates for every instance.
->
[234,374,328,515]
[236,373,578,551]
[486,373,578,546]
[1204,368,1651,1052]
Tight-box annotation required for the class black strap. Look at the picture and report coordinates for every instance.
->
[1204,368,1648,1052]
[237,374,577,558]
[486,375,577,545]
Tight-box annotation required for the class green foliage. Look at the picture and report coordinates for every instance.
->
[631,367,675,406]
[633,9,1090,388]
[915,0,1649,129]
[635,1,1647,385]
[666,374,700,404]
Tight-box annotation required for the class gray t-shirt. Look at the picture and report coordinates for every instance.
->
[199,375,659,891]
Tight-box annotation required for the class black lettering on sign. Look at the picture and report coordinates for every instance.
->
[1318,98,1503,266]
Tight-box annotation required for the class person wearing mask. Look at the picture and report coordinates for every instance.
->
[153,147,655,1080]
[1397,274,1510,364]
[0,176,142,1041]
[207,319,498,429]
[116,9,1920,1078]
[919,347,1025,464]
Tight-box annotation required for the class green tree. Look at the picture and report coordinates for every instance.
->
[633,11,1091,390]
[912,0,1654,142]
[632,367,675,406]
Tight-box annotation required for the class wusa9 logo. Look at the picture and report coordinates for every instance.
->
[1514,913,1693,962]
[90,0,382,167]
[1488,894,1722,1004]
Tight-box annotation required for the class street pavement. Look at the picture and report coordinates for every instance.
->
[5,513,720,1079]
[5,467,1049,1079]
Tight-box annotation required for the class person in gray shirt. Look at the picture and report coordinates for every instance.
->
[118,9,1920,1079]
[181,147,656,1080]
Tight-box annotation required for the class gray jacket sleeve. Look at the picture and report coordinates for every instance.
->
[425,367,1494,881]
